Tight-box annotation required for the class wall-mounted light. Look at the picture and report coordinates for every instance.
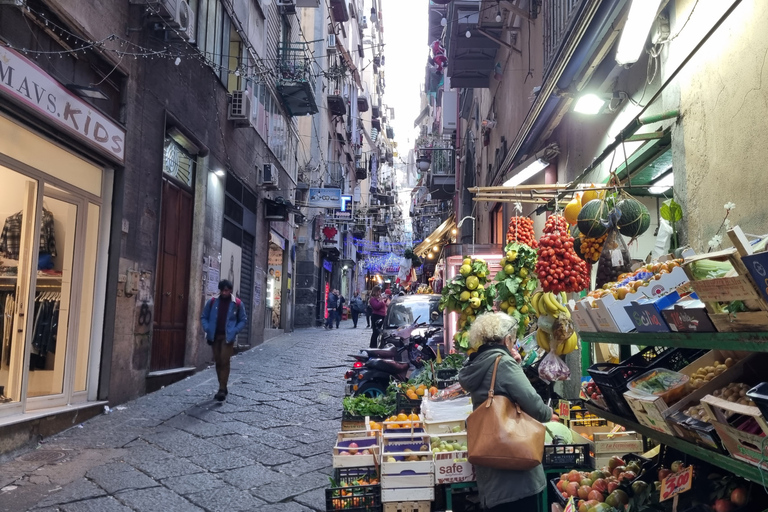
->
[416,157,431,172]
[502,158,549,188]
[495,11,502,23]
[214,169,226,177]
[66,84,109,101]
[440,17,447,27]
[615,0,663,66]
[465,30,471,38]
[573,93,607,115]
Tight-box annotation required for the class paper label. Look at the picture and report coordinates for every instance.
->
[660,466,693,502]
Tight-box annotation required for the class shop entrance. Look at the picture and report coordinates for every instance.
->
[151,179,193,371]
[266,242,284,329]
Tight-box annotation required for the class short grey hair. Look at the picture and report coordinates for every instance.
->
[468,312,518,350]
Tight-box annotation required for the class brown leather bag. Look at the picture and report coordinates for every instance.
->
[466,355,546,470]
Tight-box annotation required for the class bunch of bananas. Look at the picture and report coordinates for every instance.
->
[532,291,579,355]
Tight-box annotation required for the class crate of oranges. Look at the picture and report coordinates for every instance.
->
[396,384,437,414]
[377,412,424,435]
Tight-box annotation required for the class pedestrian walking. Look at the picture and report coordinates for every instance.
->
[458,312,558,511]
[364,292,372,328]
[336,290,346,328]
[325,289,339,329]
[201,280,248,401]
[369,285,388,348]
[350,290,364,328]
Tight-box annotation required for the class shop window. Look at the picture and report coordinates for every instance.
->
[491,205,504,245]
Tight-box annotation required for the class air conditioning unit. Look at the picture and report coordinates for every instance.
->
[261,163,278,189]
[361,15,368,29]
[0,0,24,6]
[228,90,252,128]
[173,0,194,40]
[154,0,180,24]
[327,34,337,54]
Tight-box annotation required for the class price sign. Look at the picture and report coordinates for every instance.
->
[558,400,570,419]
[660,466,693,502]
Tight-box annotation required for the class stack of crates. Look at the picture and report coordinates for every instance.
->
[380,418,434,511]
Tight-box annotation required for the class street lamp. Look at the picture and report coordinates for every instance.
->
[416,157,431,172]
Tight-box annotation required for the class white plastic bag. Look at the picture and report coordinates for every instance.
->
[421,395,473,422]
[651,219,673,260]
[538,350,571,382]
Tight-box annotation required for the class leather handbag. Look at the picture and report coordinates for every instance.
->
[466,355,546,470]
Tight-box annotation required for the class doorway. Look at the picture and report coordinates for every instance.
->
[151,179,193,371]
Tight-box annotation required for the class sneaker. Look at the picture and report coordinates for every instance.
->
[215,390,227,401]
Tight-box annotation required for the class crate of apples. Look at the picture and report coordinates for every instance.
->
[553,456,647,512]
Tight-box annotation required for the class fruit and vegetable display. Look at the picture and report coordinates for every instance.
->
[683,381,755,423]
[342,392,396,418]
[400,382,439,401]
[554,456,645,511]
[533,291,578,356]
[430,436,467,453]
[439,257,494,353]
[536,215,590,294]
[374,412,422,431]
[689,358,736,390]
[327,474,380,511]
[383,438,432,462]
[506,216,538,248]
[491,241,539,336]
[579,231,608,264]
[628,369,689,399]
[596,228,634,289]
[586,259,684,301]
[582,378,606,409]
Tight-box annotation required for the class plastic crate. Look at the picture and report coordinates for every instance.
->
[334,467,379,484]
[550,478,568,506]
[587,347,705,418]
[383,501,431,512]
[543,443,593,469]
[396,394,422,414]
[436,368,459,380]
[327,467,382,512]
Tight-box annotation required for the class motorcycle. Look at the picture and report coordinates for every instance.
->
[345,324,441,398]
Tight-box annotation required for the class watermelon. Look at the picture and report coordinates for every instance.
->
[577,199,609,238]
[617,198,651,238]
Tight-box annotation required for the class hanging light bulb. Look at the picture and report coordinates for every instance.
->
[174,57,181,66]
[235,68,240,76]
[496,11,502,22]
[465,30,471,38]
[440,17,447,27]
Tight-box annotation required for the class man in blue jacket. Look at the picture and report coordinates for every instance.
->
[201,280,247,401]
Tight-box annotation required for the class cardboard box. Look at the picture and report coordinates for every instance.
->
[662,299,716,332]
[434,451,474,484]
[623,292,681,333]
[661,353,756,452]
[701,395,768,467]
[569,298,599,333]
[593,432,644,469]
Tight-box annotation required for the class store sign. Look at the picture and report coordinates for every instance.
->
[660,466,693,502]
[0,47,126,163]
[308,188,342,209]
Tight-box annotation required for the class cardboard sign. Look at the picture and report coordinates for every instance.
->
[660,466,693,502]
[559,400,571,419]
[434,451,474,484]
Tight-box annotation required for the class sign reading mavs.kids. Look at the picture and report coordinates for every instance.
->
[0,46,126,163]
[308,188,342,209]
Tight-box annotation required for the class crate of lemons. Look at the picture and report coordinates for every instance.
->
[438,257,495,353]
[490,242,539,337]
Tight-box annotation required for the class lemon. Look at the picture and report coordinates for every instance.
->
[504,264,515,275]
[520,305,529,314]
[507,306,516,315]
[500,301,509,310]
[519,268,528,278]
[506,251,517,261]
[471,291,479,298]
[477,271,486,278]
[463,258,472,265]
[466,276,480,290]
[459,264,472,276]
[459,291,471,302]
[524,316,531,326]
[467,314,476,323]
[469,297,481,308]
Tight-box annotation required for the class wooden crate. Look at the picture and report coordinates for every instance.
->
[383,501,431,512]
[333,430,381,468]
[381,487,435,503]
[683,227,768,332]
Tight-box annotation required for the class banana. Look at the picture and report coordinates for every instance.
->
[552,293,569,314]
[531,292,543,316]
[536,329,550,352]
[560,291,568,305]
[543,292,561,316]
[560,332,579,355]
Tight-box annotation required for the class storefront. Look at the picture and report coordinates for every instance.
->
[0,47,116,422]
[266,230,286,330]
[321,258,333,324]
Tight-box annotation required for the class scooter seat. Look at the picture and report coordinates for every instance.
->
[367,359,410,373]
[365,346,397,358]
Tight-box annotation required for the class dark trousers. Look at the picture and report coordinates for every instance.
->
[485,493,539,512]
[325,309,336,328]
[211,334,234,392]
[370,314,385,348]
[351,310,360,327]
[365,311,371,327]
[335,309,342,328]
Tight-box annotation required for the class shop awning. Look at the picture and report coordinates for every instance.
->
[413,216,456,257]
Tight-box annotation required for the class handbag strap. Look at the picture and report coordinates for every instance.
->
[485,354,522,414]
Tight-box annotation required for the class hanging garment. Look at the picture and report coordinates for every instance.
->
[29,296,60,370]
[0,209,57,260]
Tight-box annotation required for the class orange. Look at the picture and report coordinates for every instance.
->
[416,388,425,396]
[408,413,419,421]
[429,386,438,396]
[397,413,408,421]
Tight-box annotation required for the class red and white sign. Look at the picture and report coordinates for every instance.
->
[0,46,126,163]
[434,452,474,484]
[660,466,693,502]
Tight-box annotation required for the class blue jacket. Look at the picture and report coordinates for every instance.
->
[327,293,339,309]
[201,296,247,343]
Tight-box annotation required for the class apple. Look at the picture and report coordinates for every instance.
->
[347,442,359,455]
[566,482,580,497]
[670,460,684,473]
[608,456,625,471]
[658,468,672,481]
[730,488,748,507]
[713,499,734,512]
[360,449,370,455]
[577,485,591,500]
[587,490,605,503]
[339,451,350,455]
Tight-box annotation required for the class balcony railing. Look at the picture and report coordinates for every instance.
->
[328,161,346,188]
[543,0,583,73]
[276,43,319,116]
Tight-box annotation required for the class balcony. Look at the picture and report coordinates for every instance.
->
[276,44,319,116]
[445,0,502,89]
[543,0,584,73]
[423,145,456,200]
[328,161,346,190]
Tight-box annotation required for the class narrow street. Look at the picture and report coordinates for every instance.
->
[0,326,368,512]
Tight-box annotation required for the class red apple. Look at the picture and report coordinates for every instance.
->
[713,499,734,512]
[592,478,608,493]
[577,486,592,500]
[347,442,359,455]
[658,468,672,481]
[588,490,605,503]
[608,456,626,471]
[566,482,580,497]
[607,481,619,493]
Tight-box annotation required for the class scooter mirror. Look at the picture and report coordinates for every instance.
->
[430,311,439,321]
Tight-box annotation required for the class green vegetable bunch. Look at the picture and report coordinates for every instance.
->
[342,392,396,418]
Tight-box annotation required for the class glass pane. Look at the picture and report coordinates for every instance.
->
[26,195,77,398]
[75,203,99,392]
[0,166,38,405]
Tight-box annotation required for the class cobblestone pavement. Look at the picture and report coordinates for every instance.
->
[0,324,371,511]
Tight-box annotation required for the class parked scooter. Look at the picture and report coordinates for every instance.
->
[345,325,440,398]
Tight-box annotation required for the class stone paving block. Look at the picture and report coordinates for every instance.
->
[205,434,254,450]
[127,456,205,480]
[186,483,268,512]
[275,454,332,477]
[85,462,158,494]
[250,469,329,503]
[242,443,299,466]
[217,463,287,490]
[33,478,106,508]
[266,502,314,512]
[160,473,226,496]
[254,431,296,450]
[187,450,255,473]
[60,496,133,512]
[115,487,204,511]
[286,440,332,458]
[141,430,220,458]
[121,441,173,464]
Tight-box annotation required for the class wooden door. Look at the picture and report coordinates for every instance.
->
[151,180,193,371]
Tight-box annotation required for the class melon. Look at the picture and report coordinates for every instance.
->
[617,198,651,238]
[577,199,609,238]
[544,421,573,445]
[571,226,583,255]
